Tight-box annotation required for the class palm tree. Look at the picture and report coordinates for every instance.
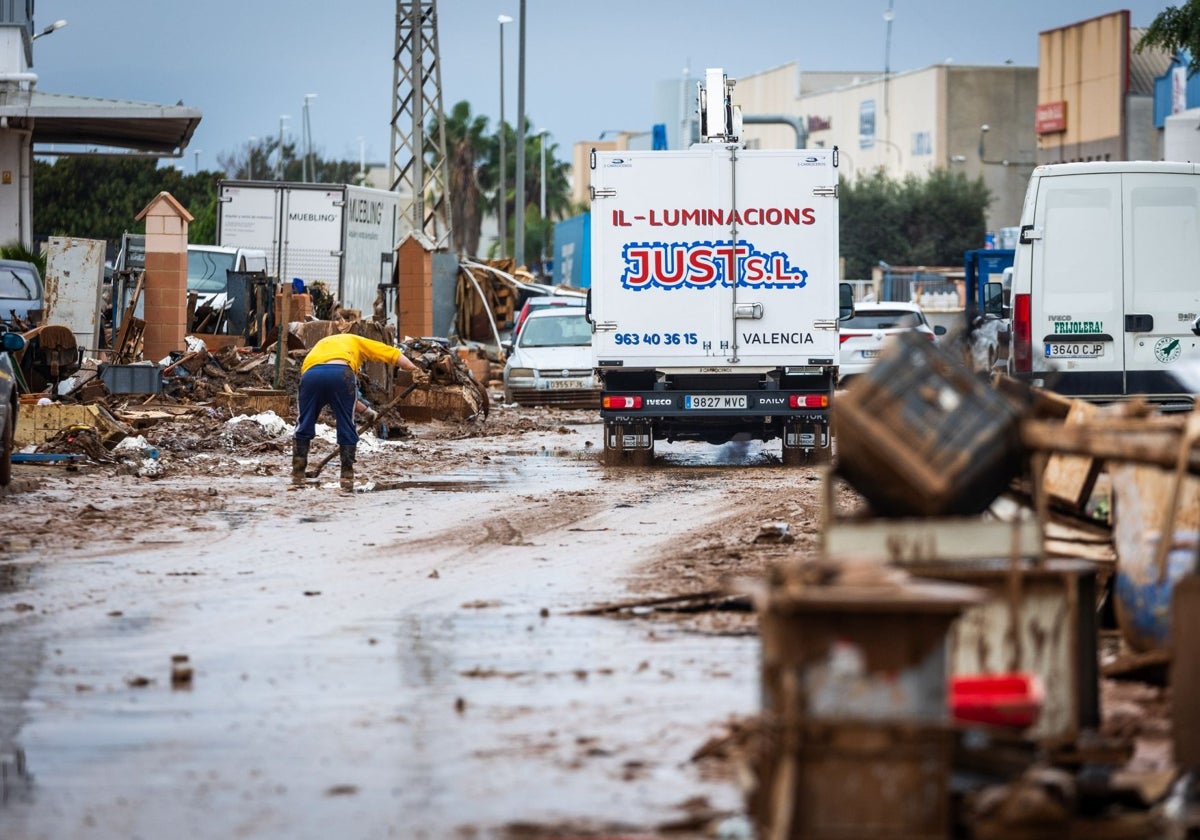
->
[430,101,493,258]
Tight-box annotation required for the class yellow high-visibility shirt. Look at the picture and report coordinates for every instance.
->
[300,333,402,374]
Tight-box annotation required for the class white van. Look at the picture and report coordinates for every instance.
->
[1008,161,1200,410]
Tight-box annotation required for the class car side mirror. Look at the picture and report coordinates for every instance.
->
[838,282,855,321]
[934,325,947,336]
[1,331,24,352]
[501,340,512,355]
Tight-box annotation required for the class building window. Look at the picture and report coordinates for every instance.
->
[912,131,932,156]
[859,100,876,149]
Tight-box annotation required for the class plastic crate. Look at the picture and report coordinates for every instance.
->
[100,363,163,395]
[834,331,1022,517]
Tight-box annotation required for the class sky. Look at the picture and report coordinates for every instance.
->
[30,0,1176,172]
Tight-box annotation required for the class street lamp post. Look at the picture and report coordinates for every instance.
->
[303,93,317,182]
[538,129,547,220]
[32,18,66,40]
[514,0,527,266]
[275,115,290,180]
[497,14,512,259]
[193,149,201,174]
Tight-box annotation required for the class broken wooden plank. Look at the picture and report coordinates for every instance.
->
[1044,400,1102,512]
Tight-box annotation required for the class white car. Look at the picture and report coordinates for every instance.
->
[839,301,945,383]
[503,308,599,407]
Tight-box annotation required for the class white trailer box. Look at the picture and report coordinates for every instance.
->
[589,141,845,464]
[217,181,404,318]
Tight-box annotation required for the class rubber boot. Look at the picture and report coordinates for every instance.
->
[292,439,310,486]
[339,445,356,492]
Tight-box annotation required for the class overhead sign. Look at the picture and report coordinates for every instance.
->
[1036,100,1067,134]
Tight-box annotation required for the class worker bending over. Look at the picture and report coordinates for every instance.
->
[294,333,423,490]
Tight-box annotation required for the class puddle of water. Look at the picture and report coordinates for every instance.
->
[368,477,503,493]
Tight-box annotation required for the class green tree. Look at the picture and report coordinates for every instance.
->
[432,100,493,258]
[428,102,575,263]
[33,156,221,247]
[839,168,990,277]
[1137,1,1200,74]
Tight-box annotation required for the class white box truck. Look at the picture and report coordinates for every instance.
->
[216,180,404,319]
[588,69,850,465]
[1008,161,1200,410]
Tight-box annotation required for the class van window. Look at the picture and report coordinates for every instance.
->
[187,250,236,294]
[1130,185,1200,310]
[1042,185,1118,312]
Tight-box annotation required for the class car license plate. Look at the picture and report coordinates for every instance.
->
[1044,342,1105,359]
[539,378,588,390]
[860,349,880,359]
[685,394,747,409]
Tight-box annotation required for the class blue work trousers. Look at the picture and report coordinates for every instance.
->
[295,364,359,446]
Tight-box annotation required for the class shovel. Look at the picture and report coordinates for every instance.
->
[306,379,420,479]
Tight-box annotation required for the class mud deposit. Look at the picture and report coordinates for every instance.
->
[0,405,848,838]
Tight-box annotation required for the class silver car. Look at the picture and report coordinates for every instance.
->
[502,309,599,408]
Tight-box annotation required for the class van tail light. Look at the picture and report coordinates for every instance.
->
[1012,293,1032,373]
[602,395,642,410]
[789,394,829,409]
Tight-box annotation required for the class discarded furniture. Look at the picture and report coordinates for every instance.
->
[750,564,984,839]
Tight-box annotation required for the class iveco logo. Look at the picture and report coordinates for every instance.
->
[645,398,673,406]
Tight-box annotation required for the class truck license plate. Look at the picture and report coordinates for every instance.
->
[540,378,588,390]
[1044,342,1104,359]
[685,394,748,410]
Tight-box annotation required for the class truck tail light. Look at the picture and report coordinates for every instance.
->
[1012,292,1032,373]
[789,394,829,409]
[603,395,642,410]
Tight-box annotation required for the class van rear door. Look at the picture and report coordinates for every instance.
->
[1031,172,1124,396]
[1122,171,1200,400]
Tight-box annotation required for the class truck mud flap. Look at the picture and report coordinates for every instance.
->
[602,420,654,467]
[782,419,831,467]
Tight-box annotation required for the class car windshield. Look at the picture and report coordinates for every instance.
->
[0,266,38,300]
[844,309,924,330]
[519,314,592,348]
[187,250,236,294]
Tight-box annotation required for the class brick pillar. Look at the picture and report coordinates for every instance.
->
[396,233,434,338]
[135,192,193,362]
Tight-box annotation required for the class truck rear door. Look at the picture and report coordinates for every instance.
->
[1030,171,1125,396]
[590,147,837,368]
[590,148,734,367]
[1121,170,1200,400]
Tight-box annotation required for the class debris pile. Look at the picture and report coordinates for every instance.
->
[742,329,1200,838]
[12,317,492,474]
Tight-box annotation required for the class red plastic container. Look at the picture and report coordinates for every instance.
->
[949,673,1043,729]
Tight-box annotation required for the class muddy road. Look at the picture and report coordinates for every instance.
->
[0,406,845,839]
